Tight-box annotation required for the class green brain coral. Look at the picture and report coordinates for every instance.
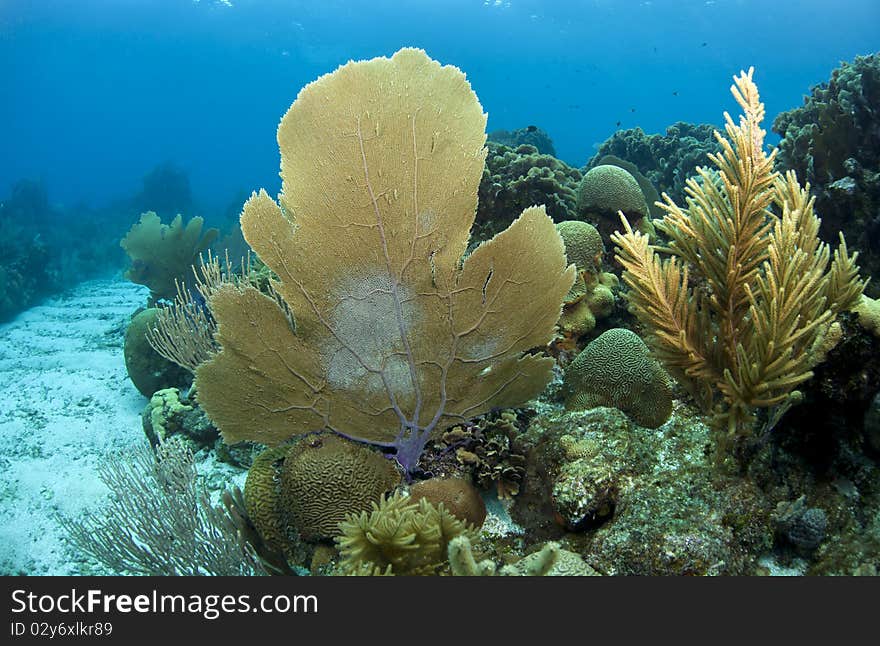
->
[279,434,401,542]
[577,164,649,220]
[563,328,673,428]
[556,220,604,275]
[576,164,655,243]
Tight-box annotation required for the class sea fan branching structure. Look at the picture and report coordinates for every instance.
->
[611,68,866,441]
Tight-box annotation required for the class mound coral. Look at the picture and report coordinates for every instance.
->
[194,48,574,475]
[563,328,672,429]
[576,164,654,243]
[123,308,190,397]
[278,434,401,541]
[409,476,486,528]
[612,68,866,440]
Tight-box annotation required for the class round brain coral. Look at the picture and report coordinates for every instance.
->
[556,220,604,275]
[279,434,401,542]
[576,164,650,222]
[563,328,673,428]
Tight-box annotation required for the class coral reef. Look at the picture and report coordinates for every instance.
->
[129,162,195,221]
[120,211,218,303]
[488,125,557,156]
[612,69,865,445]
[563,328,673,429]
[0,180,58,321]
[194,48,574,475]
[773,54,880,298]
[588,121,722,207]
[476,142,581,238]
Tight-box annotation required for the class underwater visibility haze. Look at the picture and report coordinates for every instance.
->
[1,0,880,578]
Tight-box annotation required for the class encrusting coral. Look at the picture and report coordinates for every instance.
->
[194,48,575,475]
[611,68,866,442]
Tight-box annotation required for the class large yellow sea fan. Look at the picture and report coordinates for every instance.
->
[195,48,575,473]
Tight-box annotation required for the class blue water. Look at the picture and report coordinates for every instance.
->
[2,0,878,216]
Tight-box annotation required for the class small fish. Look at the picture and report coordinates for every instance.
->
[701,42,708,47]
[615,120,621,127]
[672,91,678,96]
[630,107,636,113]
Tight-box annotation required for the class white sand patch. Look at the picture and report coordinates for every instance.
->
[0,278,150,575]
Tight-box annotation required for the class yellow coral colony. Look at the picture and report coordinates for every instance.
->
[611,68,865,439]
[194,49,575,473]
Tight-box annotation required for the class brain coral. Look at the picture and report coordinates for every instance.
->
[556,220,604,275]
[563,328,672,428]
[243,445,292,555]
[576,164,650,221]
[279,434,401,542]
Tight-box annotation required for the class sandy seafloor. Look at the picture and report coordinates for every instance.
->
[0,277,244,575]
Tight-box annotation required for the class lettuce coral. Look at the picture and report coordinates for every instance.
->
[194,48,575,474]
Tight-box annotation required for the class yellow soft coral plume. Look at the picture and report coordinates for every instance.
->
[612,68,867,441]
[194,48,575,474]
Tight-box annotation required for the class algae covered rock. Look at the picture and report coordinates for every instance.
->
[563,328,672,428]
[511,406,774,575]
[123,308,190,397]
